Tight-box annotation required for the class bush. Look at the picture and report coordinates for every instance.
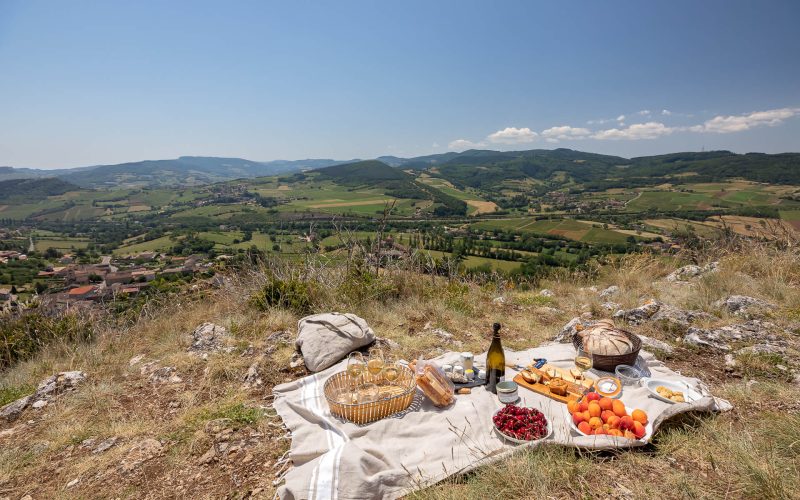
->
[0,312,93,369]
[337,269,400,305]
[250,275,317,314]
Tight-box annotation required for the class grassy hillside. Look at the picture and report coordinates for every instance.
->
[1,240,798,498]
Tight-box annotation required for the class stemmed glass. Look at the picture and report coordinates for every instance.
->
[346,352,365,401]
[574,347,593,380]
[367,347,385,384]
[383,354,400,386]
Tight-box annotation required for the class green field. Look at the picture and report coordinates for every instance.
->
[113,235,176,255]
[33,238,90,252]
[470,218,634,244]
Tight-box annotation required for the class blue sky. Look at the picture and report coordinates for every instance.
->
[1,0,799,168]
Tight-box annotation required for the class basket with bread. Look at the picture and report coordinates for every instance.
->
[571,319,641,372]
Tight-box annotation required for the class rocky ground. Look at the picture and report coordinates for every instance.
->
[1,245,799,499]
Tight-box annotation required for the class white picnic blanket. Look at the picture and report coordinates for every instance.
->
[273,343,728,500]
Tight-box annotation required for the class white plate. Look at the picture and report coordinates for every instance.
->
[493,407,552,444]
[643,378,701,404]
[564,404,653,443]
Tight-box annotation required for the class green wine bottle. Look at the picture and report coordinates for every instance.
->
[485,322,505,394]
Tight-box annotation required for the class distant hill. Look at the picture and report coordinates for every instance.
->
[2,149,799,191]
[0,177,80,203]
[314,160,469,216]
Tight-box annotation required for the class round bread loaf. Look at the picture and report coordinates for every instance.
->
[577,319,634,355]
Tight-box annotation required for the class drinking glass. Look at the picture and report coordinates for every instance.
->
[383,354,400,386]
[346,352,365,394]
[367,347,385,384]
[574,348,593,380]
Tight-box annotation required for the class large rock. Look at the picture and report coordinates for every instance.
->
[683,320,785,351]
[1,371,87,422]
[714,295,776,318]
[665,261,718,282]
[554,317,595,343]
[638,335,675,355]
[120,438,163,473]
[188,322,234,356]
[613,299,662,324]
[650,304,714,330]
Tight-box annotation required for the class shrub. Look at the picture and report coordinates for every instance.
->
[250,275,317,314]
[0,312,93,370]
[337,269,400,305]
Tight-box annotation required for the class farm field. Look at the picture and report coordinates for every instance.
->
[470,217,638,244]
[113,235,176,255]
[33,238,90,252]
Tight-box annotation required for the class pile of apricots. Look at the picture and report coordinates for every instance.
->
[567,392,648,439]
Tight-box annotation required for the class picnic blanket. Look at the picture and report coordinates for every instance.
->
[273,343,729,500]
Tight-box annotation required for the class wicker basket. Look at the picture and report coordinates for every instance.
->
[323,365,416,424]
[572,329,642,373]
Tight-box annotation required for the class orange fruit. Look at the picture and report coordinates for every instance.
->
[619,416,635,431]
[582,411,591,422]
[578,421,592,434]
[588,417,603,430]
[623,430,636,440]
[611,399,626,417]
[633,421,646,439]
[578,400,589,413]
[632,409,648,425]
[599,397,613,411]
[588,402,602,418]
[606,415,620,429]
[572,412,585,425]
[594,427,607,435]
[567,401,580,414]
[586,392,601,402]
[601,410,614,423]
[609,429,623,437]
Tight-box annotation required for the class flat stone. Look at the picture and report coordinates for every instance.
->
[599,285,619,299]
[613,299,661,324]
[714,295,776,318]
[67,478,80,488]
[188,322,233,354]
[1,395,32,422]
[149,366,181,384]
[129,354,145,366]
[665,261,718,282]
[31,400,47,409]
[639,335,675,355]
[120,438,163,473]
[93,436,118,454]
[683,320,785,351]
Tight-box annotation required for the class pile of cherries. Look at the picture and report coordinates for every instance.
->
[493,404,548,441]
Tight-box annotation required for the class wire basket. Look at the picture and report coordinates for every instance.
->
[324,365,416,424]
[572,329,642,373]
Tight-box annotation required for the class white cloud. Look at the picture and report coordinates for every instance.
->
[661,109,672,116]
[637,109,651,116]
[448,139,485,150]
[693,107,800,133]
[432,142,440,148]
[592,121,674,140]
[487,127,538,144]
[616,115,626,122]
[541,125,591,142]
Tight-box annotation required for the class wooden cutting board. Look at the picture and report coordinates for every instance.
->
[513,364,594,405]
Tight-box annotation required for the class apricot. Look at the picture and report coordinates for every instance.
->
[588,416,603,430]
[578,400,589,413]
[572,412,585,426]
[618,415,635,431]
[586,392,601,402]
[632,409,648,425]
[599,397,613,411]
[588,402,601,418]
[601,410,615,423]
[611,399,627,417]
[623,430,636,440]
[609,429,623,437]
[632,421,646,439]
[567,401,580,414]
[606,415,620,429]
[594,427,607,435]
[582,411,591,422]
[578,421,592,434]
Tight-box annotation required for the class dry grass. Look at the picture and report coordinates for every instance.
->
[1,240,799,498]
